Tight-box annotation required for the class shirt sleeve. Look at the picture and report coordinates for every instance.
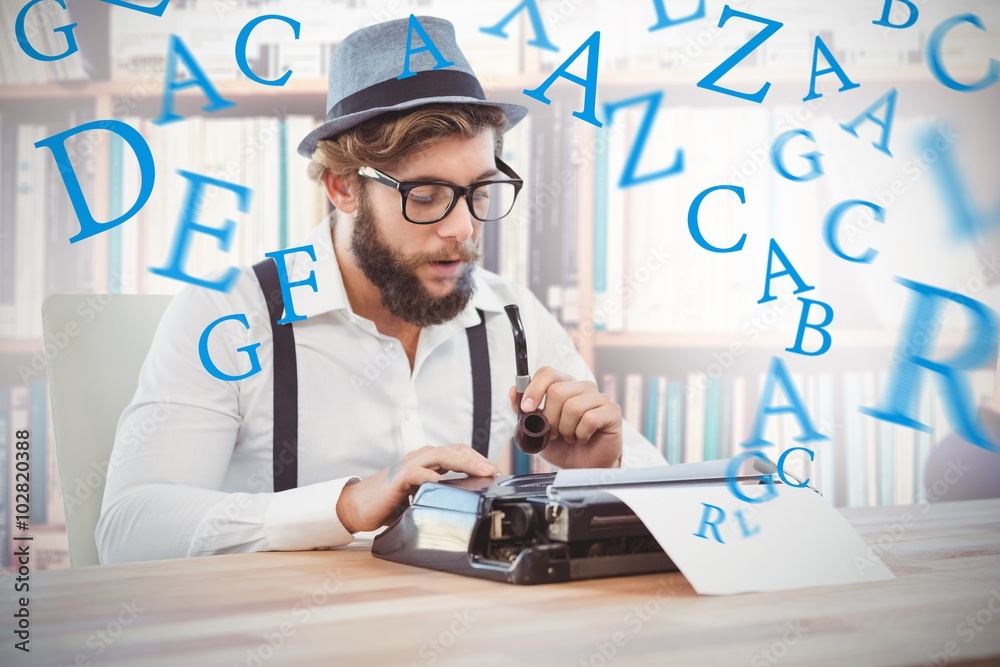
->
[523,293,667,470]
[95,275,359,564]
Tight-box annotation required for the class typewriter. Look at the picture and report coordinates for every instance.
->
[371,460,780,584]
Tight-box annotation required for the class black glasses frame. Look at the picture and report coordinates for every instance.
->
[357,156,524,224]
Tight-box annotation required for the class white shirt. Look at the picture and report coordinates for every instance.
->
[96,222,666,564]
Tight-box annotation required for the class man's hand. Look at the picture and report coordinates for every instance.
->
[336,444,498,533]
[508,366,623,469]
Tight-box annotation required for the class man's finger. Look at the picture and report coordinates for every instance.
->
[399,466,441,490]
[573,402,621,444]
[520,366,573,412]
[408,444,497,477]
[540,380,599,444]
[556,392,608,444]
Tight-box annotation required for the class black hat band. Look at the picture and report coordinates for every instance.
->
[327,69,488,121]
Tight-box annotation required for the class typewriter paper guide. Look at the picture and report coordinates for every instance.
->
[600,482,895,595]
[550,460,730,490]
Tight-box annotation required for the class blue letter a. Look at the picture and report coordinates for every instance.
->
[523,31,603,127]
[398,14,456,79]
[480,0,558,52]
[741,357,829,448]
[154,34,235,125]
[803,36,860,101]
[758,239,814,304]
[839,87,898,157]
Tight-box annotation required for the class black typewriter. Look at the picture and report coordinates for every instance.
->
[371,472,677,585]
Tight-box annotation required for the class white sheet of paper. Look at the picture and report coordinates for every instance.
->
[605,482,895,595]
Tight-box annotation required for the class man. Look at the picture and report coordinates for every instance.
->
[96,16,665,564]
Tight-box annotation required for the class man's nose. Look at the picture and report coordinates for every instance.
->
[436,195,476,243]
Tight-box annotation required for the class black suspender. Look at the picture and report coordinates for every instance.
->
[252,259,300,493]
[252,257,492,493]
[466,310,492,455]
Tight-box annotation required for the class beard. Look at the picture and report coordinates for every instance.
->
[349,184,481,327]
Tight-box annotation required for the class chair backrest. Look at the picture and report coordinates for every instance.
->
[42,294,173,567]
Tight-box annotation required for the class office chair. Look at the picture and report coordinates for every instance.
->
[41,294,173,567]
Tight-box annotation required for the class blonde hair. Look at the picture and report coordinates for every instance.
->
[307,103,508,185]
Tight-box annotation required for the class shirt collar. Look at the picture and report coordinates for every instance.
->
[281,222,506,325]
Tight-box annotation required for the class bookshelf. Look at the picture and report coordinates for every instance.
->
[6,63,992,99]
[0,340,45,355]
[1,0,997,573]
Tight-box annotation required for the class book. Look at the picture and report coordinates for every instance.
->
[665,380,683,465]
[703,375,720,461]
[843,372,866,507]
[684,372,706,464]
[644,375,659,444]
[653,375,668,460]
[623,373,644,437]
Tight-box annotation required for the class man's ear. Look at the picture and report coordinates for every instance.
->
[323,172,358,214]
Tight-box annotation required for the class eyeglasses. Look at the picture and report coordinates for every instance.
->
[357,156,524,224]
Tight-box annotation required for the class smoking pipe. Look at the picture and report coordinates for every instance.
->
[504,304,551,454]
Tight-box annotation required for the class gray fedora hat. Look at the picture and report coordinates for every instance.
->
[297,16,529,158]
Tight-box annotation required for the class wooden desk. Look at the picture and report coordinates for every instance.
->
[3,499,999,667]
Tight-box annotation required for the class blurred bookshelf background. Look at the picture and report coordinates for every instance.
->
[1,0,998,571]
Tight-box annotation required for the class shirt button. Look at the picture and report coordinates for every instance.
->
[403,409,413,421]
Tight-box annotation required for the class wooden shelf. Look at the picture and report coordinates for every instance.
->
[0,63,964,102]
[0,81,99,100]
[590,329,971,350]
[0,338,44,354]
[0,75,538,101]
